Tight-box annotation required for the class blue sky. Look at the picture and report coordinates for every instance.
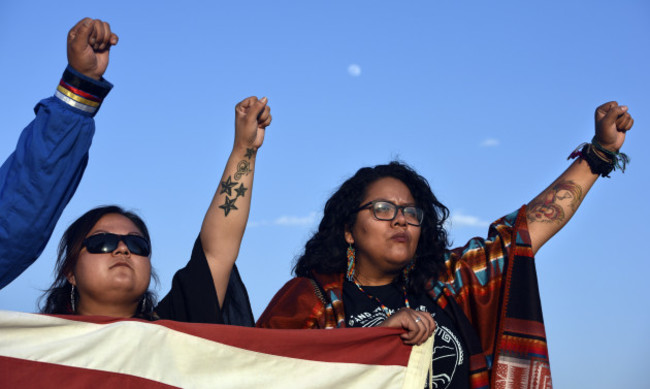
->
[1,1,649,387]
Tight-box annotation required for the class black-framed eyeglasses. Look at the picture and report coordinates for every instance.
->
[82,233,151,257]
[355,200,424,226]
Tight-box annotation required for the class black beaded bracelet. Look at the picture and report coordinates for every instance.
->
[568,141,629,178]
[580,143,615,177]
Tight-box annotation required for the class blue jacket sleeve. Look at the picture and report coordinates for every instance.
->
[0,66,112,289]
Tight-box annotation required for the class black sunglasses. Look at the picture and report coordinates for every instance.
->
[82,233,151,257]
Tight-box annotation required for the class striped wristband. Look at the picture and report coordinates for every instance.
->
[54,66,112,116]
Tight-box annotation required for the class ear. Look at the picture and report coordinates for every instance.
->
[66,271,77,286]
[344,225,354,245]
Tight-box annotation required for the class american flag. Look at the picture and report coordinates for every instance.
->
[0,310,432,388]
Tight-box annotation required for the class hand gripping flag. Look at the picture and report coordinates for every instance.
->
[0,310,433,388]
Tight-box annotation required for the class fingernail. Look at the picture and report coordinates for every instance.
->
[83,19,92,27]
[621,105,628,112]
[260,96,268,103]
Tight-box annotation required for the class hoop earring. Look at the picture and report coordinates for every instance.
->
[70,284,76,313]
[346,244,356,282]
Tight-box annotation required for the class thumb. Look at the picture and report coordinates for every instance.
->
[68,18,93,51]
[252,97,268,121]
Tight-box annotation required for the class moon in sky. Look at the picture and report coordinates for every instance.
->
[348,64,361,77]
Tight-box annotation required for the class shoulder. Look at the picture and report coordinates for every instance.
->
[273,272,343,299]
[447,206,528,258]
[438,206,530,288]
[268,277,322,308]
[256,273,345,329]
[256,277,319,329]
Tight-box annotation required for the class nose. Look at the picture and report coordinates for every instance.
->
[393,207,408,226]
[112,239,131,256]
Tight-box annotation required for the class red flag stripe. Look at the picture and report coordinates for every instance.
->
[0,356,177,389]
[52,314,413,366]
[0,311,433,389]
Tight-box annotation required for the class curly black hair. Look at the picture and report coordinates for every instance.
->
[293,161,449,294]
[39,205,158,319]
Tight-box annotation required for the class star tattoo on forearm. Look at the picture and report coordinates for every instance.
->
[234,183,248,197]
[219,196,238,216]
[219,157,253,216]
[220,176,238,196]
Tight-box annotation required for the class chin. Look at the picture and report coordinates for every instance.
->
[386,259,413,272]
[110,280,146,294]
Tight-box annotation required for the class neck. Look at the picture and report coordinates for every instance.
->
[354,262,399,286]
[77,299,139,318]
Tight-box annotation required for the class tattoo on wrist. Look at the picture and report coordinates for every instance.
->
[234,160,252,180]
[219,157,252,217]
[527,180,583,224]
[245,148,256,159]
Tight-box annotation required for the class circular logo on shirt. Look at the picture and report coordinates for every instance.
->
[428,319,465,389]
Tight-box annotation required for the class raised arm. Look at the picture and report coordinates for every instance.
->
[0,18,116,288]
[200,96,272,307]
[526,101,634,254]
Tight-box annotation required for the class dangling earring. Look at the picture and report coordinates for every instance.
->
[70,284,76,313]
[141,296,147,313]
[402,259,415,284]
[346,244,356,281]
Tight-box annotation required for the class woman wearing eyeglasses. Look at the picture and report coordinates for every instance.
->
[257,101,633,388]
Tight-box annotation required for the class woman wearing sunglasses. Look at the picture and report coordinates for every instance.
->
[257,101,633,388]
[38,94,271,323]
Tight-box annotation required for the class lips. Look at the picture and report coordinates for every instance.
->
[110,261,132,269]
[390,232,410,243]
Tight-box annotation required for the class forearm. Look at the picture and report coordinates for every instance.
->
[527,102,633,254]
[526,158,598,254]
[0,67,112,288]
[200,145,258,307]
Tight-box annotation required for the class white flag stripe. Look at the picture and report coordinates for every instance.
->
[0,310,433,388]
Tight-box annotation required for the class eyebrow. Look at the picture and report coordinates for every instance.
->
[88,230,145,238]
[369,199,417,207]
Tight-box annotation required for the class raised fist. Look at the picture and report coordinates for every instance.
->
[67,18,118,80]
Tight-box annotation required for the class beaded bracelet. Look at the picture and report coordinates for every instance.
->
[567,138,629,178]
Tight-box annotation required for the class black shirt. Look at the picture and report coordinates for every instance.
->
[343,280,469,389]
